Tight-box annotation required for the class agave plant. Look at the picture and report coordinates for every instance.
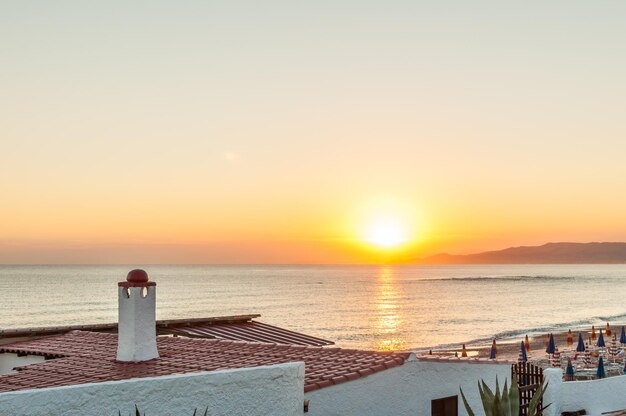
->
[118,405,208,416]
[460,377,548,416]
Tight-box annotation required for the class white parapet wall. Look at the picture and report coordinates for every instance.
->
[544,367,626,416]
[305,356,512,416]
[0,362,304,416]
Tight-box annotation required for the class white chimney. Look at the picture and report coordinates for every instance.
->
[116,269,159,362]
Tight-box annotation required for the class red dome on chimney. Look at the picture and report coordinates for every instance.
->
[127,269,149,283]
[119,269,155,287]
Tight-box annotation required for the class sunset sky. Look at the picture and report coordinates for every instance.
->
[2,2,626,264]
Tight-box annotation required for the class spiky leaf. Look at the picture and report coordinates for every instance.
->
[509,379,520,416]
[459,387,476,416]
[501,379,511,416]
[478,381,494,416]
[495,376,501,401]
[528,381,548,416]
[481,379,495,401]
[492,388,501,416]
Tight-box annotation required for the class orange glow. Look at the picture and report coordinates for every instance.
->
[3,3,626,264]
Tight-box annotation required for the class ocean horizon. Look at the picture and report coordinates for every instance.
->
[2,264,625,352]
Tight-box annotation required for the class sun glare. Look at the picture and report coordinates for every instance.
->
[364,219,407,248]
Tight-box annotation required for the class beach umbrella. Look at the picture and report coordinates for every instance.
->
[461,344,467,358]
[584,343,592,367]
[490,339,497,359]
[606,322,612,337]
[591,325,597,341]
[565,358,575,381]
[610,335,618,362]
[567,329,574,346]
[519,341,528,363]
[620,326,626,345]
[597,329,606,348]
[576,333,585,352]
[525,334,531,352]
[551,347,561,367]
[544,333,550,348]
[546,333,556,354]
[596,357,606,379]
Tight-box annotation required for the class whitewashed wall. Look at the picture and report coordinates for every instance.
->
[0,362,304,416]
[544,368,626,416]
[305,357,512,416]
[0,353,45,375]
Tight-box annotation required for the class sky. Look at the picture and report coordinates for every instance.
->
[2,1,626,264]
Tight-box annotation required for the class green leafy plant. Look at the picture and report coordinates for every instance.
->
[459,377,549,416]
[118,405,208,416]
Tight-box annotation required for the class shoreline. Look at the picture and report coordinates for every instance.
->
[419,324,626,362]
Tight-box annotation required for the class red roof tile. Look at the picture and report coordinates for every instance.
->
[160,321,334,346]
[1,315,334,347]
[0,331,406,393]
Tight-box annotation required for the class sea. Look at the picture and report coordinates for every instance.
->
[1,264,625,352]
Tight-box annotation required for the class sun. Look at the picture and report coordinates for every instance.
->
[364,219,407,248]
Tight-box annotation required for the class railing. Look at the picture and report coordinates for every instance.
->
[512,362,544,416]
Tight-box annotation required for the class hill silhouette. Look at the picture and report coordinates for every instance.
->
[419,242,626,264]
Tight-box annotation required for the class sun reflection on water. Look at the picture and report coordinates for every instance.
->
[374,267,408,351]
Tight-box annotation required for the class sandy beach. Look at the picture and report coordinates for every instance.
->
[425,325,626,380]
[433,325,626,365]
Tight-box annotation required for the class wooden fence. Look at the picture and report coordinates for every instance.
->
[512,362,544,416]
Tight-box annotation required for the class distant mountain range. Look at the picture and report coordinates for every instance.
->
[418,242,626,264]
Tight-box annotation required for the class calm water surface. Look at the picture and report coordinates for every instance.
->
[1,264,625,351]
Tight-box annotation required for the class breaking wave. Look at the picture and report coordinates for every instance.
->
[421,275,576,283]
[447,312,626,348]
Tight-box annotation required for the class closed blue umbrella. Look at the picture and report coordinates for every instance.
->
[576,333,585,352]
[546,333,556,354]
[520,341,527,363]
[597,357,606,379]
[565,358,575,381]
[620,326,626,345]
[597,329,606,347]
[490,339,497,359]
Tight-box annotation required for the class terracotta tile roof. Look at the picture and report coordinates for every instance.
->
[1,315,334,347]
[1,316,334,347]
[159,321,334,347]
[0,331,407,393]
